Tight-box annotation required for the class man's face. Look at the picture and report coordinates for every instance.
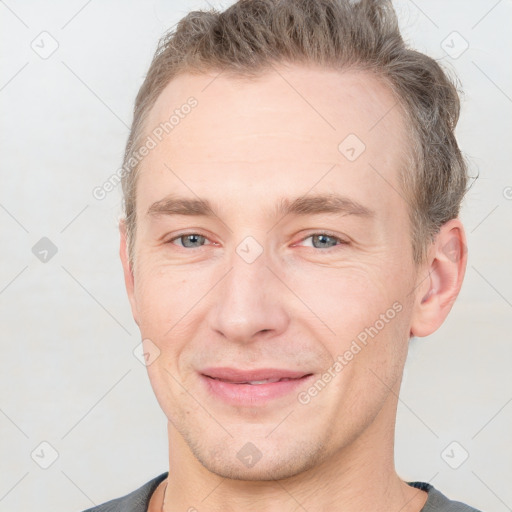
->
[122,65,421,480]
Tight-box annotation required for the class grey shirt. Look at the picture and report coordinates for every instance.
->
[81,473,482,512]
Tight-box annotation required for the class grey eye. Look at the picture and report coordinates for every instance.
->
[176,234,207,248]
[308,234,339,249]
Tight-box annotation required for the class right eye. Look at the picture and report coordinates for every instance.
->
[167,233,213,249]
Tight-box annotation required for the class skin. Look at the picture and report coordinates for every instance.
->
[119,64,467,512]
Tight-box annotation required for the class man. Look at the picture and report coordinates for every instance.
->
[85,0,481,510]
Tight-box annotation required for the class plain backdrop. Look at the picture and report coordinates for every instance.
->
[1,1,511,511]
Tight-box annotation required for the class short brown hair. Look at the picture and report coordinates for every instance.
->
[121,0,468,269]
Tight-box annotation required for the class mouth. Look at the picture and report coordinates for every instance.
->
[199,368,314,405]
[206,376,305,385]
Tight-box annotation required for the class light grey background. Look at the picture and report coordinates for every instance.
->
[1,1,511,511]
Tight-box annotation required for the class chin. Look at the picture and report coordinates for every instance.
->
[199,457,313,482]
[191,437,325,482]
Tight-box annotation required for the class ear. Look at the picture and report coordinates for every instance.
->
[410,218,467,338]
[119,218,139,327]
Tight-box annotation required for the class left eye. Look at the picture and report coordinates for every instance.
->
[169,233,211,248]
[298,233,346,250]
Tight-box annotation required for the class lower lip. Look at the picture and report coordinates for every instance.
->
[201,374,314,406]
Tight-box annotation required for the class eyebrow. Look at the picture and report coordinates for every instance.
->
[147,193,375,219]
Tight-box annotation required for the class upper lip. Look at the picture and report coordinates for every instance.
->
[201,367,312,382]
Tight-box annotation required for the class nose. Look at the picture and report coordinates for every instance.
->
[207,245,290,344]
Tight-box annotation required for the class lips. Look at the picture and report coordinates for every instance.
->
[200,367,315,406]
[201,367,312,385]
[209,376,297,385]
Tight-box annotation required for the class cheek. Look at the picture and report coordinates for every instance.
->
[284,261,401,334]
[133,263,195,330]
[145,360,191,422]
[132,264,209,383]
[285,262,411,391]
[324,303,410,430]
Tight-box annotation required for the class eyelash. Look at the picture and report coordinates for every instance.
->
[166,231,348,251]
[167,233,215,248]
[297,232,349,250]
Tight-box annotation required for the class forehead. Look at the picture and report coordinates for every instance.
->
[137,65,410,221]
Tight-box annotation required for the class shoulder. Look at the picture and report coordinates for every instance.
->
[80,472,168,512]
[409,482,483,512]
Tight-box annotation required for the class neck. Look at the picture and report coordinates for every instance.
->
[160,391,427,512]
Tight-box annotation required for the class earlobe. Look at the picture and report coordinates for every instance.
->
[410,219,467,338]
